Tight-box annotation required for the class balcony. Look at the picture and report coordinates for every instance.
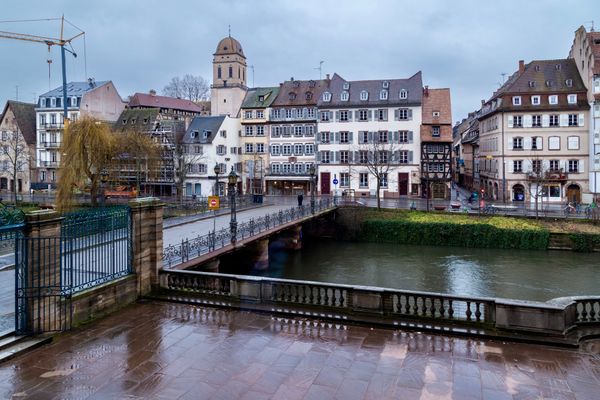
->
[41,123,64,130]
[41,141,61,148]
[527,169,568,181]
[40,161,59,168]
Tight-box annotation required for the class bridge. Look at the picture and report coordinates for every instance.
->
[162,198,337,271]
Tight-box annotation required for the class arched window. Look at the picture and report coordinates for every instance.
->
[399,89,408,99]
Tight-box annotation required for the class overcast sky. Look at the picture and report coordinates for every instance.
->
[0,0,597,120]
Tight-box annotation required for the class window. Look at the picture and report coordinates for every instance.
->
[532,115,541,127]
[360,91,368,101]
[399,89,407,99]
[305,143,314,155]
[340,172,349,187]
[398,131,409,143]
[321,151,331,164]
[272,109,281,119]
[39,114,46,125]
[380,90,388,100]
[50,97,56,107]
[282,163,291,173]
[359,109,368,121]
[271,144,280,156]
[377,109,387,121]
[71,96,77,107]
[288,92,296,101]
[244,111,253,119]
[285,109,293,119]
[256,143,265,153]
[305,92,312,100]
[305,125,314,136]
[359,151,368,164]
[565,79,573,87]
[194,145,203,154]
[549,160,559,171]
[359,173,369,188]
[512,116,522,127]
[245,126,253,136]
[549,95,558,105]
[271,126,281,137]
[245,143,254,153]
[567,94,577,104]
[532,160,542,174]
[531,96,540,105]
[322,92,332,102]
[220,130,226,138]
[512,96,521,105]
[271,164,280,174]
[340,110,349,121]
[340,151,349,164]
[398,109,409,120]
[50,114,57,124]
[343,82,350,90]
[341,91,349,101]
[568,160,579,173]
[531,137,541,150]
[568,114,578,126]
[293,144,303,155]
[567,136,580,150]
[378,151,388,163]
[513,137,523,149]
[307,108,315,118]
[293,163,304,174]
[380,173,388,188]
[382,81,389,88]
[340,132,349,143]
[549,136,560,150]
[282,144,292,155]
[432,126,440,137]
[320,131,331,144]
[217,145,226,155]
[360,131,369,144]
[513,160,523,173]
[549,114,559,127]
[256,110,264,119]
[399,151,409,164]
[294,126,303,136]
[432,111,440,117]
[256,126,264,136]
[320,111,330,122]
[378,131,388,143]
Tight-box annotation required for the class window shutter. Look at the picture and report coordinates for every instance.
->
[368,131,373,143]
[408,151,413,163]
[523,137,532,150]
[348,111,353,121]
[394,109,399,121]
[368,110,373,120]
[316,151,322,163]
[507,136,513,150]
[354,151,359,164]
[536,137,542,150]
[383,109,388,121]
[507,115,513,128]
[506,161,513,173]
[354,110,359,120]
[349,151,354,163]
[560,160,567,171]
[394,150,400,163]
[542,114,549,128]
[335,131,340,144]
[393,131,398,142]
[335,111,340,122]
[335,151,340,163]
[524,115,532,128]
[542,160,550,172]
[408,131,413,143]
[579,159,585,173]
[559,114,568,127]
[368,151,374,163]
[578,113,585,127]
[348,131,353,143]
[315,133,321,144]
[408,109,413,120]
[524,160,532,173]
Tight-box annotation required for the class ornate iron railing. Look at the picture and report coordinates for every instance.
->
[162,198,336,268]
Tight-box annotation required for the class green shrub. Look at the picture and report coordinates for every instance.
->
[569,233,600,252]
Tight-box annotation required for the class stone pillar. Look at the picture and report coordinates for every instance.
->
[22,210,64,333]
[281,225,302,251]
[129,197,164,296]
[253,238,269,270]
[201,259,220,273]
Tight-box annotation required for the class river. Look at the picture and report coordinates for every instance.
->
[220,239,600,302]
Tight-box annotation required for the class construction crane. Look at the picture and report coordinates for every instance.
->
[0,15,85,126]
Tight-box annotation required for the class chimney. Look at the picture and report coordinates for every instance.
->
[481,99,485,106]
[290,77,294,81]
[518,60,525,74]
[326,74,330,80]
[149,89,156,96]
[423,86,429,96]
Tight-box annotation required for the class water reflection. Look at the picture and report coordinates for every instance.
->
[221,239,600,302]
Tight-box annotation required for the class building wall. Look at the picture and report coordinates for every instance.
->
[240,108,270,194]
[0,107,33,194]
[80,82,125,122]
[210,87,247,117]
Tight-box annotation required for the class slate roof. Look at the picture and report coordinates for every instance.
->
[491,59,586,99]
[241,87,280,109]
[128,93,203,113]
[38,81,109,100]
[1,101,36,145]
[271,79,329,107]
[317,72,423,108]
[182,116,226,144]
[421,88,452,125]
[113,108,161,132]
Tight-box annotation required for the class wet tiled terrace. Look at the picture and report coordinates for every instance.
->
[1,301,600,399]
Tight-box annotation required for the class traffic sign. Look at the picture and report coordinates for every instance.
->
[332,178,338,185]
[208,196,220,210]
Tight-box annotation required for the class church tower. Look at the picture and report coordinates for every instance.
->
[210,34,248,117]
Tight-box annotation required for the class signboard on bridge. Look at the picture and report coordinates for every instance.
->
[208,196,220,210]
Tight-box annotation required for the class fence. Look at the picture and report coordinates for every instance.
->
[162,198,335,268]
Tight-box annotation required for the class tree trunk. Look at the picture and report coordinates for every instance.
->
[376,176,381,210]
[90,178,98,207]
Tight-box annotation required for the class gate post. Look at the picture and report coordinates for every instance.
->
[20,210,64,334]
[129,197,164,296]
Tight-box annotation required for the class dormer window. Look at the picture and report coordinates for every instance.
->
[382,81,389,88]
[360,90,368,101]
[288,92,296,100]
[122,119,127,124]
[258,95,264,102]
[512,96,521,106]
[70,96,78,107]
[143,118,148,124]
[343,82,350,90]
[432,111,440,117]
[531,95,540,105]
[555,64,561,70]
[549,95,558,105]
[380,90,388,100]
[40,98,47,107]
[293,81,300,88]
[565,79,573,87]
[399,89,408,99]
[308,80,316,88]
[322,92,332,102]
[528,81,536,88]
[340,91,349,101]
[131,119,136,124]
[50,97,56,107]
[534,65,540,71]
[305,91,312,100]
[191,130,199,138]
[567,94,577,104]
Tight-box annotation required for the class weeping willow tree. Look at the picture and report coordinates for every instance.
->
[113,130,161,196]
[57,117,116,211]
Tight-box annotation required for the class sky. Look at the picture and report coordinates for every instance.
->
[0,0,597,121]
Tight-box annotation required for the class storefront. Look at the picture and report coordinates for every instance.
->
[265,177,310,196]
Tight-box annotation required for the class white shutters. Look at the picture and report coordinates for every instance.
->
[594,128,600,145]
[523,137,532,150]
[535,137,542,150]
[507,136,513,150]
[524,160,532,174]
[507,115,513,128]
[542,114,549,128]
[524,115,532,128]
[578,113,585,127]
[579,159,585,173]
[559,114,568,127]
[506,161,513,173]
[560,160,567,171]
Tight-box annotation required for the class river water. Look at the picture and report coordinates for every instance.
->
[221,239,600,302]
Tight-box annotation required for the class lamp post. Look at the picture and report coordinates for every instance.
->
[309,165,316,214]
[228,167,238,244]
[100,169,109,207]
[213,163,220,196]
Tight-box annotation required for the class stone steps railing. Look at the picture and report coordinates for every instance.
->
[157,270,600,345]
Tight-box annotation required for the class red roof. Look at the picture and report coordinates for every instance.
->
[128,93,203,113]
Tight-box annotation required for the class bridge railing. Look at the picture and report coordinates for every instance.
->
[162,198,336,268]
[158,269,600,343]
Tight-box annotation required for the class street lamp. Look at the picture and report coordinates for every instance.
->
[228,167,238,244]
[100,169,109,207]
[213,163,220,196]
[309,164,316,214]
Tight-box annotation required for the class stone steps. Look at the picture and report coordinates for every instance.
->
[0,331,52,364]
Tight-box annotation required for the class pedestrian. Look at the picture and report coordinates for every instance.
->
[297,193,303,207]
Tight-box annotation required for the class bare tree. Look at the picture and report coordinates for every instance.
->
[163,74,209,101]
[1,122,30,204]
[526,155,552,219]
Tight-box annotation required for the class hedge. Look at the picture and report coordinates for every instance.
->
[359,211,550,250]
[569,233,600,252]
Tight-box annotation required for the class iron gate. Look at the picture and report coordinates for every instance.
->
[15,206,132,335]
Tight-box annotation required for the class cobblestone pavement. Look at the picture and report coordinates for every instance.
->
[1,301,599,399]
